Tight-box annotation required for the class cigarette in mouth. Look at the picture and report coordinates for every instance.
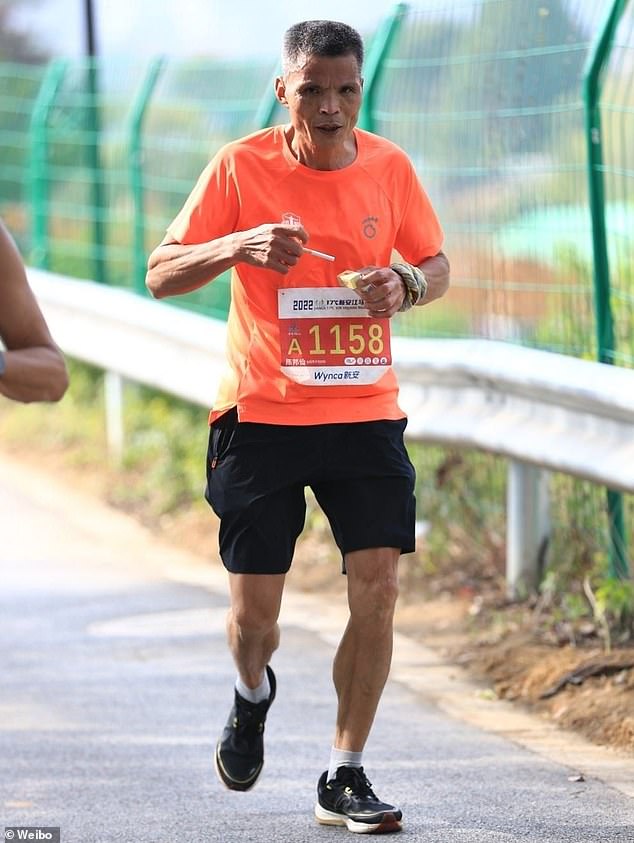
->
[303,246,335,262]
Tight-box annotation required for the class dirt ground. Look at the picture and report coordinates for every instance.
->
[394,592,634,754]
[2,441,633,757]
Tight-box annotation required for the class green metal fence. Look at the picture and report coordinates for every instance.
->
[2,1,631,360]
[0,0,632,584]
[379,1,613,352]
[4,55,278,319]
[141,56,278,315]
[0,61,46,248]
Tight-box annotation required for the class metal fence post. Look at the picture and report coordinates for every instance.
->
[358,2,408,133]
[29,59,68,268]
[583,0,630,579]
[254,63,282,130]
[86,57,107,284]
[506,461,550,599]
[128,57,166,294]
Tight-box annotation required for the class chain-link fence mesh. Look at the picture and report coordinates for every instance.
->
[142,57,277,316]
[0,61,46,247]
[381,1,611,353]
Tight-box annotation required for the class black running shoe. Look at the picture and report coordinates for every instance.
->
[214,665,276,791]
[315,766,403,834]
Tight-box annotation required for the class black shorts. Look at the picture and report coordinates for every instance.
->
[204,408,416,575]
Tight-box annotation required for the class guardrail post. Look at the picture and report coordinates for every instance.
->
[104,371,124,464]
[29,59,68,268]
[128,57,166,294]
[506,461,550,599]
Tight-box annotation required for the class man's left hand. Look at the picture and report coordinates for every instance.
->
[354,266,406,318]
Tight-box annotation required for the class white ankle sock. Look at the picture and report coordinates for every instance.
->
[327,747,363,782]
[235,671,270,704]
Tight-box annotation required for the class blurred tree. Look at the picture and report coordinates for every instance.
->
[474,0,586,109]
[0,0,49,63]
[425,0,587,185]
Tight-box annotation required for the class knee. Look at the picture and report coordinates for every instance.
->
[227,573,284,640]
[348,564,400,622]
[229,601,279,638]
[366,571,400,611]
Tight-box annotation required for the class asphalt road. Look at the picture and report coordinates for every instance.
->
[1,455,633,843]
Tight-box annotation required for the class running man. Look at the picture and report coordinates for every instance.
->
[146,19,449,834]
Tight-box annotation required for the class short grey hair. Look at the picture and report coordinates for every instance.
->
[282,20,364,77]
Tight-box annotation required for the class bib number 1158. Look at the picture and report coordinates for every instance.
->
[302,321,385,357]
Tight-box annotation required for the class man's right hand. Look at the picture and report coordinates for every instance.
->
[146,221,310,300]
[237,223,309,274]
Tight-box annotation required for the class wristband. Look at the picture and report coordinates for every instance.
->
[391,262,427,312]
[0,350,5,377]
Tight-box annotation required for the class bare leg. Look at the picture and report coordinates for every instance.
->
[215,572,285,791]
[332,547,400,751]
[226,572,285,688]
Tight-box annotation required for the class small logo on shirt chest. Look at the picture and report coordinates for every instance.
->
[362,216,378,239]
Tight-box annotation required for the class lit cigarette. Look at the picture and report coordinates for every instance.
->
[303,246,335,262]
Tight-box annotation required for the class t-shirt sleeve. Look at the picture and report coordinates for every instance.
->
[394,158,444,264]
[166,149,240,245]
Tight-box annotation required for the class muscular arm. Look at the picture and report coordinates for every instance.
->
[146,223,309,300]
[0,221,68,403]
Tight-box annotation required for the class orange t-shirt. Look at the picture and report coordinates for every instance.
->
[167,125,443,425]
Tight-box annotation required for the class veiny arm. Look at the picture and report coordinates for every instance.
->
[145,223,309,300]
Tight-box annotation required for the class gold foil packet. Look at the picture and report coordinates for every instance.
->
[337,270,365,289]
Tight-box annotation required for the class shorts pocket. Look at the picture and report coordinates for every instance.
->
[208,407,238,469]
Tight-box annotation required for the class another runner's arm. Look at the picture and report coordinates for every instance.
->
[146,223,309,300]
[416,249,450,306]
[0,221,68,404]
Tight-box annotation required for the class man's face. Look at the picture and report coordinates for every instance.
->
[276,52,363,153]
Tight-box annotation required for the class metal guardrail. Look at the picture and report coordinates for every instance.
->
[29,269,225,408]
[394,337,634,493]
[29,269,634,594]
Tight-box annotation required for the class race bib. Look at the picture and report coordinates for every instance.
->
[278,287,392,386]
